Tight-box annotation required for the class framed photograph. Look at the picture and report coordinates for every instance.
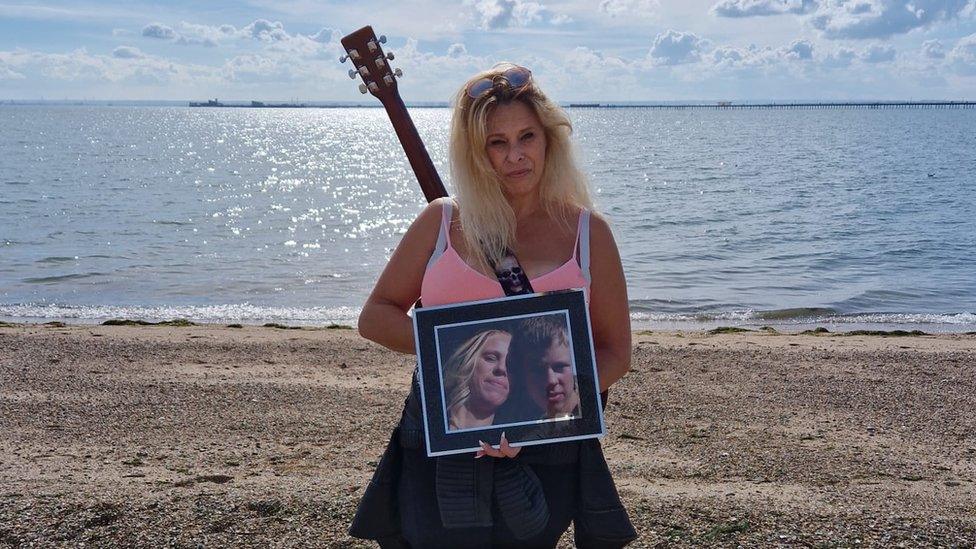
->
[412,289,605,457]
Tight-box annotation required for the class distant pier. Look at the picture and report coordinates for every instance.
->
[567,101,976,110]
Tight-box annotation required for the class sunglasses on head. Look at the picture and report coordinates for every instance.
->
[466,66,533,99]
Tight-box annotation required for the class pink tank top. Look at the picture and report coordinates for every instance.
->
[420,201,591,307]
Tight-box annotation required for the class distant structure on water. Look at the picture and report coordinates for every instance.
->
[188,98,309,108]
[565,100,976,110]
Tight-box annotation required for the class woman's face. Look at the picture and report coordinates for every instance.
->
[484,101,547,199]
[468,332,512,410]
[527,338,579,417]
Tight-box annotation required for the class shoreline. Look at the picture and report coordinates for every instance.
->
[1,323,975,546]
[2,316,975,336]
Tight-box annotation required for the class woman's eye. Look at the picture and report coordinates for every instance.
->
[489,140,505,146]
[521,132,534,140]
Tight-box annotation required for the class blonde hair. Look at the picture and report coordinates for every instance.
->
[448,62,594,269]
[443,329,511,427]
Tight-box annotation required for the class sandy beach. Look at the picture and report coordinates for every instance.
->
[1,322,974,547]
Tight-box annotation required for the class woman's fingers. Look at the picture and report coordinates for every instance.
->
[474,434,521,459]
[499,432,522,458]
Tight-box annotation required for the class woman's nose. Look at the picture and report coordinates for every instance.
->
[507,144,525,163]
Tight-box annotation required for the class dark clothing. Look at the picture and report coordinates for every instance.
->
[349,371,636,548]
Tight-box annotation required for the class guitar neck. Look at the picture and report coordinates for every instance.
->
[380,94,448,203]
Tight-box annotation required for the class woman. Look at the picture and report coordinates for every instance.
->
[443,329,512,431]
[351,62,635,547]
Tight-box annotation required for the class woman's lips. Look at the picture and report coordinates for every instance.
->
[507,169,530,178]
[485,377,509,392]
[547,390,564,403]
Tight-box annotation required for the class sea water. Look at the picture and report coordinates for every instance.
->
[1,105,974,332]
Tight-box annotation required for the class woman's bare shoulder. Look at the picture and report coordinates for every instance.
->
[588,210,615,237]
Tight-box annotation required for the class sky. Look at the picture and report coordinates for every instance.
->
[1,0,975,102]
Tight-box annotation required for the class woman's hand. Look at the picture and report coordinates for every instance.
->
[475,432,521,459]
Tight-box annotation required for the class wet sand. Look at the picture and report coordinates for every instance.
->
[1,322,974,547]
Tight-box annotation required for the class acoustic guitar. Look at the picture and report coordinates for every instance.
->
[339,26,447,203]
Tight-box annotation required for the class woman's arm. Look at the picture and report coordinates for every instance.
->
[357,198,447,354]
[587,213,632,392]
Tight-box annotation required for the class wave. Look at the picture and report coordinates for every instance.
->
[630,309,976,327]
[0,302,362,326]
[22,272,108,284]
[2,302,973,331]
[35,256,79,264]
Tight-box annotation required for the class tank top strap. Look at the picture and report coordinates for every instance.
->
[426,200,453,271]
[578,209,591,284]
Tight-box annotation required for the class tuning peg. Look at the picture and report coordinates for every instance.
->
[367,40,378,53]
[358,66,371,78]
[374,57,386,69]
[386,52,395,60]
[379,35,387,44]
[368,82,379,93]
[348,69,357,79]
[359,83,368,94]
[384,75,394,85]
[394,68,403,77]
[349,49,360,60]
[339,54,348,63]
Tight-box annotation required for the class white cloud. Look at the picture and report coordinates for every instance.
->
[142,22,176,40]
[0,47,215,87]
[0,61,25,80]
[649,30,709,65]
[221,54,299,83]
[241,19,289,42]
[599,0,661,17]
[466,0,568,29]
[448,43,468,57]
[711,0,976,39]
[112,46,145,59]
[861,43,895,62]
[711,0,815,17]
[785,39,814,59]
[309,28,341,44]
[822,46,858,66]
[810,0,974,39]
[949,32,976,75]
[922,39,946,58]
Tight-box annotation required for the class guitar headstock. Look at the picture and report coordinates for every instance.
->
[340,26,402,102]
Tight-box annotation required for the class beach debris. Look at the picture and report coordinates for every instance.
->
[845,330,927,337]
[101,318,197,327]
[707,326,752,334]
[800,327,830,335]
[262,323,302,330]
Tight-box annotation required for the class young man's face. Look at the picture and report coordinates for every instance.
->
[526,337,579,418]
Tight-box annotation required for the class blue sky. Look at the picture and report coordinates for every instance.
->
[1,0,975,101]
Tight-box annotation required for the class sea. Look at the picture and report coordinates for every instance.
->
[1,105,974,332]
